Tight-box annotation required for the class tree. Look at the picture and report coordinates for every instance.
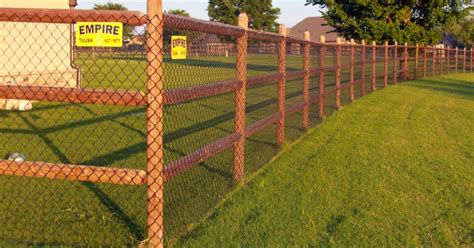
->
[305,0,472,44]
[93,2,133,37]
[208,0,281,32]
[448,17,474,47]
[165,9,191,17]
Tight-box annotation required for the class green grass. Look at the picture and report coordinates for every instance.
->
[0,48,465,246]
[177,74,474,247]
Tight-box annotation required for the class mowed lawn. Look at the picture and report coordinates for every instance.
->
[0,48,444,246]
[177,74,474,247]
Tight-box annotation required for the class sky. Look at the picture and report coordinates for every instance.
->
[77,0,323,27]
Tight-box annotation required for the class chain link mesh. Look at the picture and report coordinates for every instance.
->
[0,6,470,247]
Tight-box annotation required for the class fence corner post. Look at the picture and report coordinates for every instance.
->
[455,47,459,74]
[415,44,419,79]
[303,31,311,130]
[463,47,467,73]
[384,41,388,87]
[361,39,366,96]
[404,42,408,81]
[233,13,248,182]
[423,44,427,78]
[336,37,342,109]
[447,46,451,74]
[146,0,165,246]
[318,35,326,119]
[350,38,355,100]
[393,41,398,84]
[371,41,376,92]
[471,48,473,73]
[276,24,287,146]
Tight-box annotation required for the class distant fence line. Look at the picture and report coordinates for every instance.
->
[0,1,473,247]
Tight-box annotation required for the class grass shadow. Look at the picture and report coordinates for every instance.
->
[406,77,474,100]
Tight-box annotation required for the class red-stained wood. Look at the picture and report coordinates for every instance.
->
[164,80,242,105]
[164,133,240,181]
[0,85,147,106]
[0,160,147,185]
[0,8,146,25]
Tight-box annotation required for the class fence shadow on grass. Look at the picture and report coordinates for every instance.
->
[406,77,474,100]
[10,111,147,244]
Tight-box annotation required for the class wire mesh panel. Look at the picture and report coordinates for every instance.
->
[161,24,239,243]
[285,40,305,142]
[245,37,280,174]
[0,10,151,246]
[0,5,471,247]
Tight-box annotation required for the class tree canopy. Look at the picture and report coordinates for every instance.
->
[93,2,133,37]
[165,9,191,17]
[93,2,127,11]
[208,0,281,32]
[449,17,474,48]
[305,0,472,44]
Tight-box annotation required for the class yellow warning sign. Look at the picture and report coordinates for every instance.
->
[76,22,123,47]
[171,36,187,60]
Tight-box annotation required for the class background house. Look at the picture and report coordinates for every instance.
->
[289,16,342,43]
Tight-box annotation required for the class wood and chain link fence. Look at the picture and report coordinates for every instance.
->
[0,0,472,246]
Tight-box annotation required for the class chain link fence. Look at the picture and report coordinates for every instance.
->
[0,3,473,247]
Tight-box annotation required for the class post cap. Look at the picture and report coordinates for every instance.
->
[319,35,326,43]
[238,13,249,29]
[304,31,311,41]
[279,24,287,36]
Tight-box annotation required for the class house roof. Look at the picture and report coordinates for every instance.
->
[289,17,340,42]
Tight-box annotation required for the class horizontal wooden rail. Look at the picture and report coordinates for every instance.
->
[164,79,242,105]
[286,102,305,116]
[0,85,147,106]
[248,73,282,88]
[286,36,308,45]
[0,160,147,185]
[0,8,146,26]
[164,132,240,181]
[286,70,306,80]
[245,112,280,138]
[248,29,284,42]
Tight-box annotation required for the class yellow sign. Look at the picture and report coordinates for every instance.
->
[76,22,123,47]
[171,36,187,60]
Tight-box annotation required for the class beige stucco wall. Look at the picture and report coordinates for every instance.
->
[0,0,79,110]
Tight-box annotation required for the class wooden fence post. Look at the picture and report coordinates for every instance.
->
[319,35,325,119]
[469,48,472,73]
[233,13,248,181]
[146,0,164,246]
[463,47,467,73]
[302,31,310,130]
[455,47,459,74]
[361,39,366,95]
[404,43,408,81]
[438,47,444,75]
[336,38,342,109]
[371,41,376,92]
[423,45,427,78]
[432,46,436,77]
[276,25,286,146]
[394,41,398,84]
[384,41,388,87]
[415,44,419,79]
[350,39,355,100]
[447,47,451,74]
